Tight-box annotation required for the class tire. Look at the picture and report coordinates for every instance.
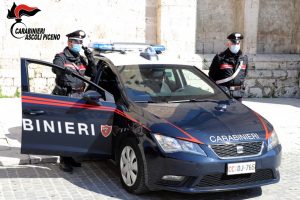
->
[118,138,148,194]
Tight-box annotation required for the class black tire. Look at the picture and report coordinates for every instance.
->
[118,138,149,194]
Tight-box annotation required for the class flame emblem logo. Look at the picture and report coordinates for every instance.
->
[7,3,41,39]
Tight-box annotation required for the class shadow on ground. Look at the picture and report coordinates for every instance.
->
[245,98,300,108]
[1,126,263,199]
[0,160,262,200]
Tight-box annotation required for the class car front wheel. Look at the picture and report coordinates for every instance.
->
[118,138,148,194]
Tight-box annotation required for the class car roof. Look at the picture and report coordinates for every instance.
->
[97,51,191,67]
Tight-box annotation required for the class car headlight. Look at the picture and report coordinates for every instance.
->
[267,129,280,151]
[153,134,206,156]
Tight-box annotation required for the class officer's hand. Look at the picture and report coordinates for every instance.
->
[82,46,92,56]
[64,67,73,75]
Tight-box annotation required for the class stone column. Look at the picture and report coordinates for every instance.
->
[242,0,260,54]
[293,0,300,54]
[157,0,197,56]
[145,0,158,44]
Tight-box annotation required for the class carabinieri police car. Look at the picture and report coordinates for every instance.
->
[21,43,281,194]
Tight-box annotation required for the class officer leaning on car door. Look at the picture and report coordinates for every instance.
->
[52,30,97,173]
[208,32,248,102]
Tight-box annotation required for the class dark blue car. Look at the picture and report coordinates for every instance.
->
[21,43,281,194]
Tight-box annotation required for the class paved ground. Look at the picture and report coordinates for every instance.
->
[0,98,300,199]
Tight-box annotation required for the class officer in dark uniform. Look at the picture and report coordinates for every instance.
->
[209,32,248,101]
[52,30,96,173]
[52,30,96,98]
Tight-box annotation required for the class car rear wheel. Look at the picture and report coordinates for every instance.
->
[118,138,148,194]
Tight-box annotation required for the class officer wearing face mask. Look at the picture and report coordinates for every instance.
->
[52,30,96,173]
[52,30,96,98]
[209,32,248,101]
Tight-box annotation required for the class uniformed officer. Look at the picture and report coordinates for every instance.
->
[52,30,97,173]
[208,32,248,101]
[52,30,96,98]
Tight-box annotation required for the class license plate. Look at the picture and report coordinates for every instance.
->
[227,161,256,175]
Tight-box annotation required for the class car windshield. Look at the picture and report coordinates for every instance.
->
[117,64,229,102]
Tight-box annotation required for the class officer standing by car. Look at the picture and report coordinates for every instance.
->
[52,30,96,98]
[208,32,248,101]
[52,30,97,173]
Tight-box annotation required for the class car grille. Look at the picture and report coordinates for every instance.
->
[197,169,274,188]
[210,141,263,159]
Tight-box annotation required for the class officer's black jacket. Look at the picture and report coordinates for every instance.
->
[208,48,248,87]
[52,47,96,90]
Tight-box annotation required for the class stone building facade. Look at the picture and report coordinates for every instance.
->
[0,0,299,97]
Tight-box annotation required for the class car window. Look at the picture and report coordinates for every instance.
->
[28,63,56,94]
[96,62,123,103]
[181,69,214,93]
[117,64,228,102]
[27,63,96,98]
[165,69,175,82]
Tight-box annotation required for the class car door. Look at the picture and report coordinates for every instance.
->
[21,58,116,157]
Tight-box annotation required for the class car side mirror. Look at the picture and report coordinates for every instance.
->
[219,86,230,96]
[82,90,103,104]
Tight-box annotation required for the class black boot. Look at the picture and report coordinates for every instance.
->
[69,157,82,167]
[59,156,73,173]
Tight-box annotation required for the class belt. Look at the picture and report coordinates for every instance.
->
[229,86,242,91]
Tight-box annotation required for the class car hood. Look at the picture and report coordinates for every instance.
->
[137,100,271,144]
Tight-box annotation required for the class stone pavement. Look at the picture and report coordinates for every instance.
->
[0,97,300,199]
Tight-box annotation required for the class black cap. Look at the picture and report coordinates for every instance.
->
[227,32,243,44]
[66,30,86,40]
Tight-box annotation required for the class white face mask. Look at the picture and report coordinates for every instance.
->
[229,44,240,54]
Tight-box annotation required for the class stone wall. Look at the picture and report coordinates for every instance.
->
[257,0,300,53]
[0,0,299,98]
[246,55,300,97]
[196,0,243,54]
[196,0,300,55]
[202,54,300,98]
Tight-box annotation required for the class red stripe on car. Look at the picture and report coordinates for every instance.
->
[164,121,204,144]
[253,111,272,139]
[22,95,150,131]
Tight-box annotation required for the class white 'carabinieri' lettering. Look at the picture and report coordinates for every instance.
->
[210,133,260,143]
[78,123,88,135]
[44,120,55,133]
[22,118,96,136]
[23,119,34,131]
[65,122,75,134]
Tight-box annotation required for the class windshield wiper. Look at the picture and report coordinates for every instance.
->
[134,100,168,103]
[134,100,157,103]
[169,99,220,103]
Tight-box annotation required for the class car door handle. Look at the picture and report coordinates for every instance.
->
[25,110,46,115]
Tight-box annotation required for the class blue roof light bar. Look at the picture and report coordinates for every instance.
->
[150,44,165,54]
[91,43,113,51]
[90,42,165,54]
